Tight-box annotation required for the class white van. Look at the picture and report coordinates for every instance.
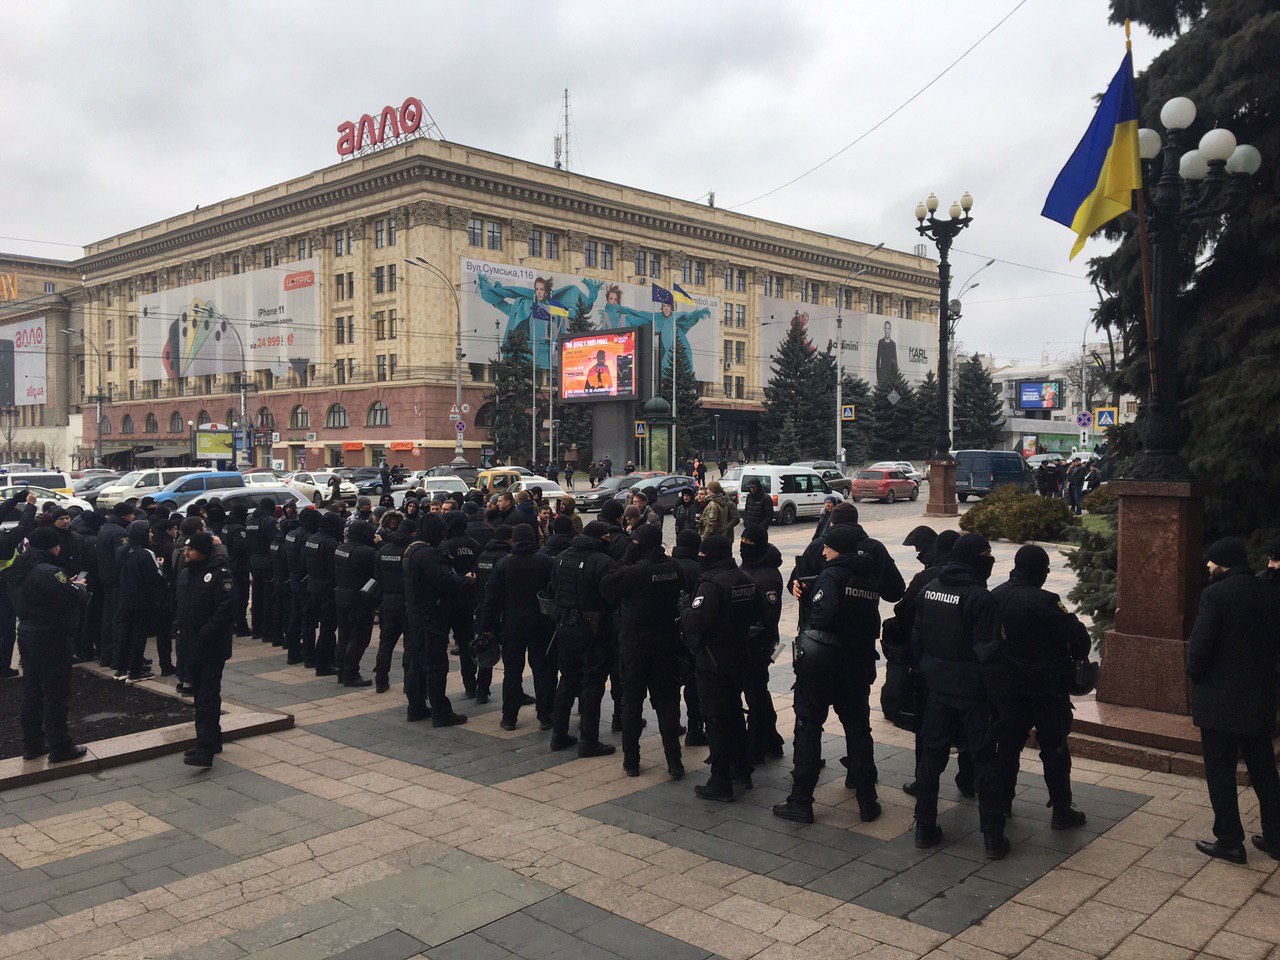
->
[737,464,836,525]
[2,470,74,496]
[95,467,202,509]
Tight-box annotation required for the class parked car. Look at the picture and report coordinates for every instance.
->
[736,465,834,525]
[574,472,664,511]
[204,486,314,512]
[474,468,532,496]
[96,467,204,508]
[611,474,697,512]
[72,473,122,504]
[285,470,359,503]
[954,449,1035,501]
[718,466,744,498]
[0,485,94,515]
[393,476,470,508]
[850,468,919,504]
[243,470,287,487]
[150,471,247,507]
[868,460,924,484]
[425,462,481,485]
[791,461,852,495]
[509,477,566,500]
[1,470,75,496]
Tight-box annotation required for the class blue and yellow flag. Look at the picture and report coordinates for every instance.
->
[651,283,674,306]
[1041,52,1142,259]
[672,283,696,306]
[532,300,569,321]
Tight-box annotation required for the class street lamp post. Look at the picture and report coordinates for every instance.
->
[1130,99,1261,478]
[404,257,468,467]
[914,192,974,517]
[62,328,108,467]
[4,405,13,463]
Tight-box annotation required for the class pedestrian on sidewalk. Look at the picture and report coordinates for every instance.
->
[174,532,237,768]
[1188,537,1280,864]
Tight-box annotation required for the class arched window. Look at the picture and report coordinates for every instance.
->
[475,402,495,429]
[290,405,310,429]
[196,409,211,427]
[100,417,112,435]
[365,401,390,427]
[144,413,158,433]
[120,415,135,435]
[326,403,349,429]
[225,408,237,428]
[256,406,274,430]
[169,411,182,433]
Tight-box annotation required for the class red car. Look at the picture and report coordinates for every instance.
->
[850,468,919,504]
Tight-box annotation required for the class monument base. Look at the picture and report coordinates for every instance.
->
[923,460,957,518]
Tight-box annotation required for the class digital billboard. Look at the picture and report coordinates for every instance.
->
[561,331,636,401]
[459,257,719,380]
[0,315,47,406]
[1019,380,1063,410]
[138,260,321,382]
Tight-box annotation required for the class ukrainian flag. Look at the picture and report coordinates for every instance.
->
[672,283,696,306]
[1041,52,1142,260]
[545,300,569,319]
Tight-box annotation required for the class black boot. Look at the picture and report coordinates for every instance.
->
[694,779,735,802]
[577,741,615,758]
[857,792,882,823]
[1195,839,1246,864]
[549,734,579,752]
[984,833,1011,860]
[343,674,373,688]
[914,821,943,849]
[772,799,815,824]
[374,674,389,694]
[1051,805,1087,830]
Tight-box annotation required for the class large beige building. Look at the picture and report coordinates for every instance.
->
[1,135,939,470]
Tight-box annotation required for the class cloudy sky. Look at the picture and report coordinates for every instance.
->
[0,0,1170,363]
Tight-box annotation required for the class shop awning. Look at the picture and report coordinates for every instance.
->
[134,445,190,459]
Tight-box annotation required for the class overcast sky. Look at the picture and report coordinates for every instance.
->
[0,0,1170,364]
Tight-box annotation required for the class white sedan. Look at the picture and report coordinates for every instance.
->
[508,477,565,499]
[393,476,470,508]
[869,461,924,484]
[0,485,94,513]
[284,471,359,503]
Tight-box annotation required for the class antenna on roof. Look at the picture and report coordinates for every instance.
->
[562,89,572,171]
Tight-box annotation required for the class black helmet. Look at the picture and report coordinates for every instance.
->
[1070,659,1099,697]
[471,632,501,671]
[792,627,843,683]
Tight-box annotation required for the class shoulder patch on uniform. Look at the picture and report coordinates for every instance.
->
[765,590,779,604]
[691,596,704,608]
[223,579,233,591]
[54,570,68,583]
[812,589,824,603]
[121,536,129,545]
[204,572,213,583]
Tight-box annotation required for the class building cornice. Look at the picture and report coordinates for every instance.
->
[77,152,938,291]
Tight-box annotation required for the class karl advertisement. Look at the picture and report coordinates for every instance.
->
[0,315,47,406]
[459,257,720,382]
[138,261,321,382]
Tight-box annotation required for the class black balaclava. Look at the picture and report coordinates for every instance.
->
[1013,544,1051,588]
[951,532,994,582]
[699,535,732,570]
[740,524,768,564]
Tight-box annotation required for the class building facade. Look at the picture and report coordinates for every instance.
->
[4,136,939,469]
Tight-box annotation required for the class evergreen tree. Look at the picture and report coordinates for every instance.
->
[911,370,941,460]
[840,374,874,467]
[772,416,804,465]
[869,370,917,461]
[659,338,706,465]
[952,354,1003,450]
[487,331,533,464]
[1093,0,1280,536]
[762,312,834,461]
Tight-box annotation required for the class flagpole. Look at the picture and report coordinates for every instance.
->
[531,318,538,467]
[671,277,678,474]
[1127,19,1159,399]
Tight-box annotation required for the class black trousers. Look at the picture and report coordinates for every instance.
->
[619,639,683,764]
[790,657,876,803]
[288,577,309,662]
[251,568,273,638]
[1200,726,1280,845]
[309,592,337,670]
[18,631,73,753]
[336,604,375,677]
[272,577,290,647]
[78,580,102,660]
[232,572,251,633]
[116,609,152,675]
[696,646,749,784]
[404,604,454,716]
[375,597,406,680]
[186,657,225,754]
[915,688,1004,835]
[99,584,119,666]
[551,626,613,745]
[447,604,488,693]
[744,649,782,757]
[501,628,556,724]
[154,600,174,669]
[994,693,1074,809]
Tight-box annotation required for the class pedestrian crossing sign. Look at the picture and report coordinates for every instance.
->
[1094,407,1118,431]
[634,421,647,438]
[841,404,856,421]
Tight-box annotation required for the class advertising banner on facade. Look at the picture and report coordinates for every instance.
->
[459,257,720,383]
[195,429,234,460]
[757,300,936,389]
[139,260,320,381]
[0,315,47,406]
[1018,380,1063,410]
[561,331,637,400]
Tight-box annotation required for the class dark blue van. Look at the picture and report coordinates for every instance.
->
[954,450,1034,502]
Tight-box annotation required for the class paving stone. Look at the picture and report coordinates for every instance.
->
[805,860,896,901]
[228,901,360,953]
[578,913,711,960]
[657,826,792,876]
[908,876,1021,934]
[474,912,588,958]
[331,930,429,960]
[524,894,617,934]
[425,932,522,960]
[47,879,133,916]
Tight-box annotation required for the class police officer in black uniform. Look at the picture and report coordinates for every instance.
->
[682,535,759,802]
[373,511,409,693]
[774,524,901,824]
[738,525,784,763]
[440,512,482,699]
[988,545,1090,828]
[911,533,1008,858]
[304,512,343,676]
[787,502,861,629]
[671,529,707,747]
[548,520,617,757]
[270,503,296,651]
[174,532,237,768]
[601,523,685,779]
[333,520,378,687]
[403,514,469,726]
[285,508,320,666]
[224,503,252,636]
[465,518,507,703]
[478,523,556,730]
[94,502,134,667]
[10,527,88,762]
[247,498,277,641]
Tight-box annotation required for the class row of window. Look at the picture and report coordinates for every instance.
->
[723,340,747,366]
[334,217,399,257]
[333,355,398,384]
[335,312,400,344]
[110,401,395,436]
[721,303,746,328]
[526,228,560,260]
[723,376,746,399]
